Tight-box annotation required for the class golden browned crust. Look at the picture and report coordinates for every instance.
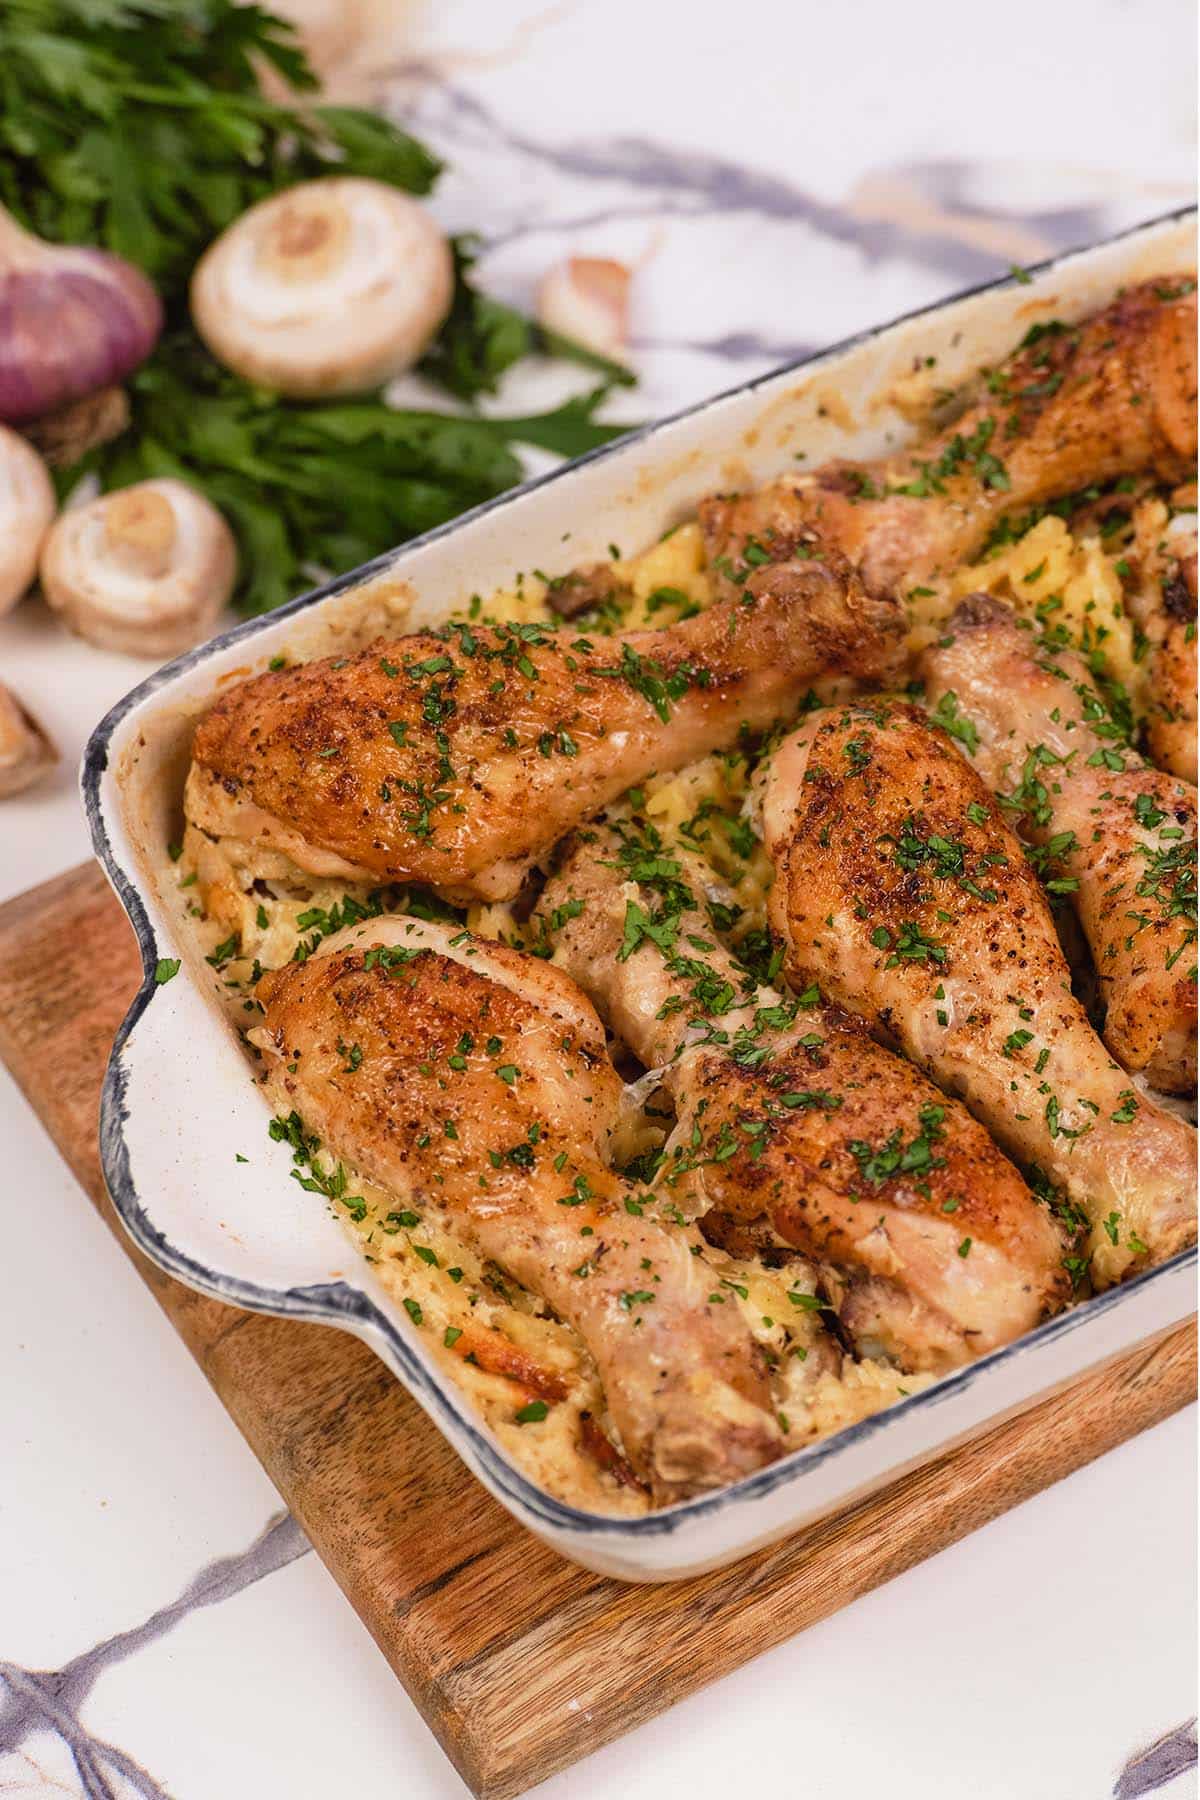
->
[541,828,1068,1373]
[922,594,1197,1094]
[256,926,783,1502]
[1127,493,1198,782]
[761,701,1197,1284]
[701,279,1199,599]
[190,560,899,901]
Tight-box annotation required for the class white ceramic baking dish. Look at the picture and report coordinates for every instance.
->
[85,207,1197,1582]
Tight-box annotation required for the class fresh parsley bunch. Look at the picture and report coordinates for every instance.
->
[0,0,631,613]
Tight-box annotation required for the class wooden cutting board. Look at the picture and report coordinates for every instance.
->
[0,861,1194,1800]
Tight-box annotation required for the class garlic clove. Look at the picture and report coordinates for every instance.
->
[39,478,237,658]
[0,682,57,798]
[538,257,632,361]
[258,0,366,87]
[190,177,455,398]
[0,204,162,426]
[0,424,56,615]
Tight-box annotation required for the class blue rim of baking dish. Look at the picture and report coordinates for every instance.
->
[83,204,1198,1539]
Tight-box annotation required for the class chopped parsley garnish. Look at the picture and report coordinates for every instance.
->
[594,641,711,723]
[362,943,426,975]
[269,1111,367,1223]
[620,1290,656,1311]
[848,1103,947,1187]
[930,691,980,755]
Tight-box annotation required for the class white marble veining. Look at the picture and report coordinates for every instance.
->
[1,1,1196,1794]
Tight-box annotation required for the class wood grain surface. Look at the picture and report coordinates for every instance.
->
[0,861,1194,1800]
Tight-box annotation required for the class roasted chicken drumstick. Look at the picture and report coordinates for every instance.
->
[188,555,897,903]
[700,280,1197,601]
[758,701,1197,1286]
[539,827,1068,1371]
[922,593,1197,1094]
[1127,493,1198,782]
[253,917,782,1502]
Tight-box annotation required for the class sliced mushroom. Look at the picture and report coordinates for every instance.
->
[0,682,57,797]
[0,424,56,615]
[190,177,454,397]
[39,478,237,657]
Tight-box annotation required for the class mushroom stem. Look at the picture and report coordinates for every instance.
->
[259,192,352,281]
[104,488,177,579]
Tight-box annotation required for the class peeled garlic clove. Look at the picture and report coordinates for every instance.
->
[190,177,454,397]
[0,204,162,425]
[40,479,237,658]
[538,257,631,361]
[0,424,56,615]
[0,682,57,798]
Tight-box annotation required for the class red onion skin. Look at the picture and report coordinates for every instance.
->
[0,248,162,425]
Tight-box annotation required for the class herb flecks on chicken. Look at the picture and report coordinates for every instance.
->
[187,558,899,901]
[758,700,1196,1287]
[540,828,1069,1373]
[922,593,1197,1093]
[700,280,1197,601]
[178,274,1198,1511]
[1124,491,1199,781]
[252,917,782,1503]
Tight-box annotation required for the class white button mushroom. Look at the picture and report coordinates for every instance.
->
[0,682,57,798]
[0,424,56,616]
[190,177,455,397]
[39,478,237,657]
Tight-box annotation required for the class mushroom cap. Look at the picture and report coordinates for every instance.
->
[40,477,237,658]
[190,177,454,397]
[0,423,56,615]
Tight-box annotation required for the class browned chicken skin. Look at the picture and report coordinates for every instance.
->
[253,918,782,1502]
[1126,490,1198,781]
[196,275,1198,1508]
[701,280,1197,601]
[921,594,1197,1094]
[539,828,1068,1372]
[758,701,1197,1286]
[187,557,898,903]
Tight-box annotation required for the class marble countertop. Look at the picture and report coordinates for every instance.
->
[1,2,1196,1795]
